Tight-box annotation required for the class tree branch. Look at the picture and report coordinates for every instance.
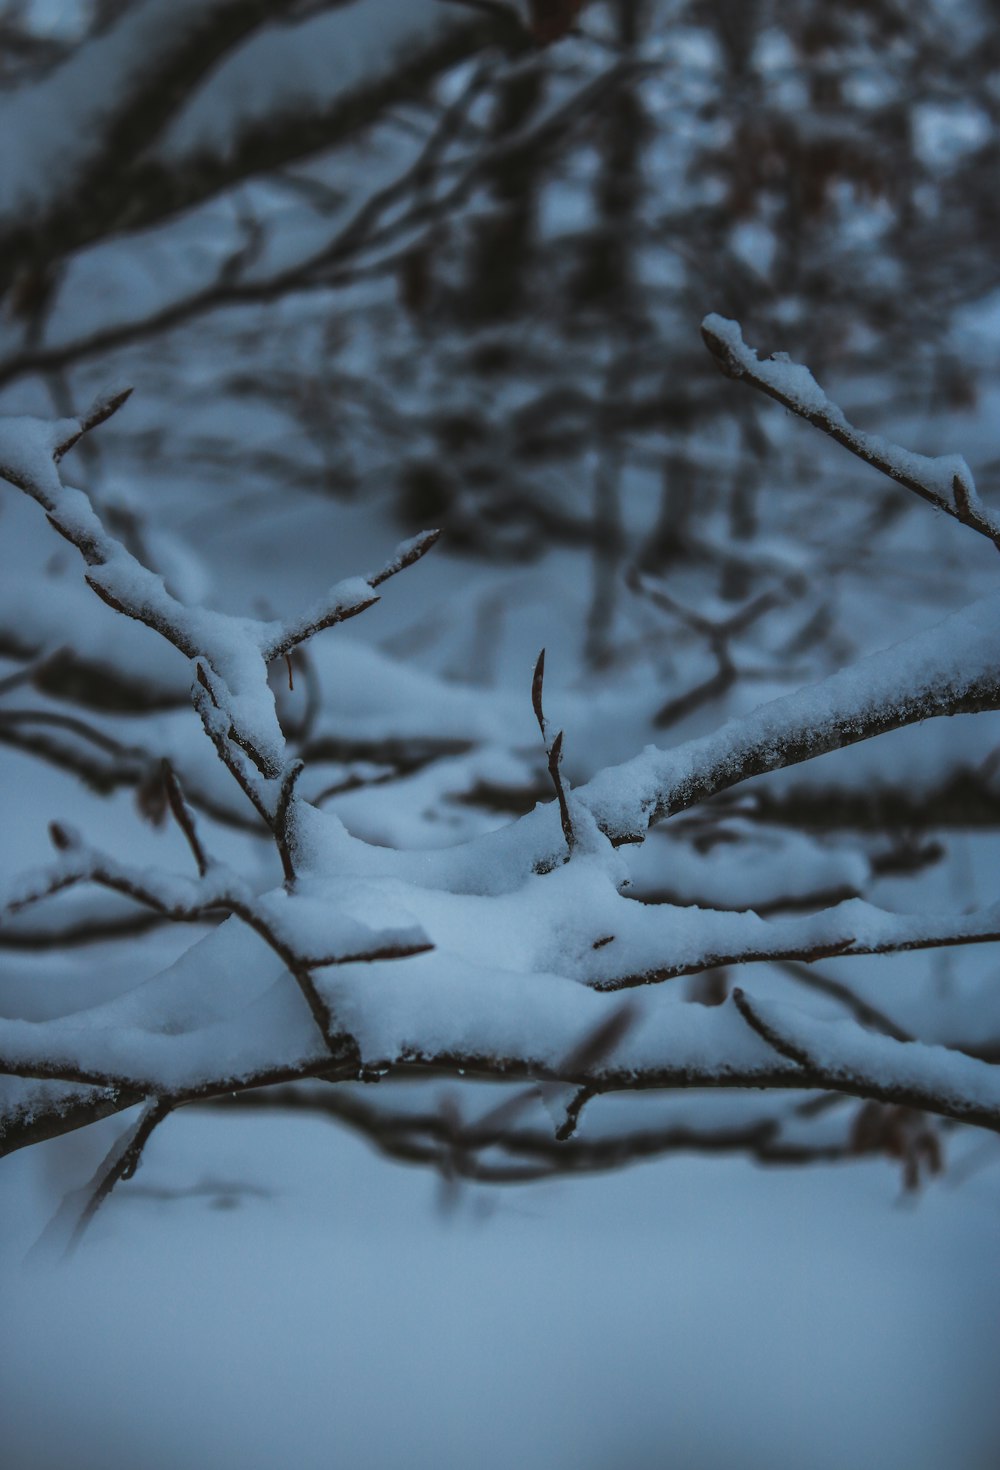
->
[702,314,1000,550]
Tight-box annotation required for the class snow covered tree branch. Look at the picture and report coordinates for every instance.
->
[701,315,1000,551]
[2,300,1000,1243]
[0,0,529,300]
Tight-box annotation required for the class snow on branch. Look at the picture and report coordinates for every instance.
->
[701,314,1000,550]
[1,821,430,1044]
[3,309,1000,1232]
[0,50,638,392]
[0,403,433,830]
[575,590,1000,845]
[583,893,1000,993]
[733,991,1000,1135]
[0,0,509,287]
[264,530,439,660]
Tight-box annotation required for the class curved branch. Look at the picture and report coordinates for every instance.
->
[732,988,1000,1134]
[576,593,1000,845]
[702,314,1000,549]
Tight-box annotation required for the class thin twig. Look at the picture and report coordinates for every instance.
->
[555,1084,598,1142]
[274,759,304,884]
[731,988,1000,1133]
[368,529,441,588]
[162,759,209,876]
[33,1095,175,1260]
[776,960,913,1043]
[532,648,575,855]
[53,385,133,461]
[702,315,1000,550]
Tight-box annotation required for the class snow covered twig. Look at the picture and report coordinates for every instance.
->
[701,314,1000,550]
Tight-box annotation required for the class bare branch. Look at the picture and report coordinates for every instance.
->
[531,648,575,856]
[61,1097,173,1256]
[0,58,639,389]
[162,759,209,877]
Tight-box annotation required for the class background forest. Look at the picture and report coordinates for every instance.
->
[2,3,1000,1467]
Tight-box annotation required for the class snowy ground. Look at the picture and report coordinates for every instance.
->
[3,1107,1000,1470]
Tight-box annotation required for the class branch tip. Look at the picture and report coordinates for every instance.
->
[701,318,744,380]
[54,385,134,461]
[369,527,441,589]
[703,315,1000,547]
[530,647,575,854]
[48,821,77,852]
[531,648,547,738]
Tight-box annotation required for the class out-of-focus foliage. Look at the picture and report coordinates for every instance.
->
[3,0,997,576]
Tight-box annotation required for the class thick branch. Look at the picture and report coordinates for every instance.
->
[576,593,1000,845]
